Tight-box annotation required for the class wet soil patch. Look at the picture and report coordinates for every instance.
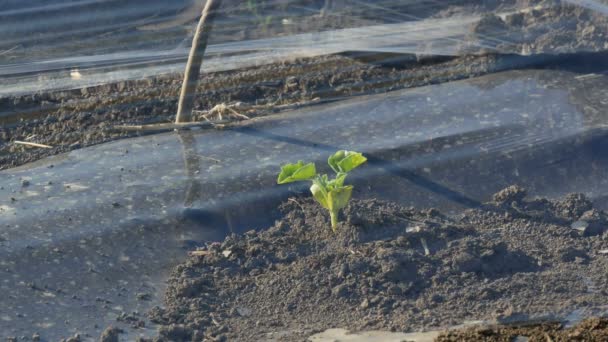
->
[147,186,608,341]
[437,317,608,341]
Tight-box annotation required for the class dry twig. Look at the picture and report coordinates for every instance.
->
[188,250,212,257]
[0,45,19,56]
[195,103,251,121]
[112,120,229,132]
[13,141,53,149]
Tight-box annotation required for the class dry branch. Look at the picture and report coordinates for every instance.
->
[175,0,223,123]
[112,120,228,132]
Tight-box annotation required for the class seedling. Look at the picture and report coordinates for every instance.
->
[277,151,367,231]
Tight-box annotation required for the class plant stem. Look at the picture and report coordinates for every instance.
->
[175,0,222,123]
[330,210,339,232]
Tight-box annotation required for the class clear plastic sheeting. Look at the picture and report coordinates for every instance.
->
[2,69,608,339]
[0,15,483,96]
[1,0,607,96]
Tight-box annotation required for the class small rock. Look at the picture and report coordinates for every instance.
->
[237,306,251,317]
[158,324,192,341]
[571,220,589,232]
[574,256,586,264]
[285,76,299,91]
[577,210,606,236]
[360,298,370,309]
[249,268,261,276]
[492,185,527,204]
[337,263,349,278]
[370,295,382,305]
[332,284,349,298]
[63,334,81,342]
[571,218,603,237]
[471,14,508,37]
[136,292,151,301]
[580,209,602,221]
[99,326,123,342]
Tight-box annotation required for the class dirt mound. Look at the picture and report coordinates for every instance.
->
[147,187,608,341]
[463,2,608,54]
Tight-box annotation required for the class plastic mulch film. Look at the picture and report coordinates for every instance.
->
[1,0,608,341]
[2,0,607,95]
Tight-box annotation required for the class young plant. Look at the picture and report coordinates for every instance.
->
[277,151,367,232]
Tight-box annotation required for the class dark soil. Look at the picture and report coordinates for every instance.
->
[147,186,608,341]
[438,317,608,341]
[0,53,499,170]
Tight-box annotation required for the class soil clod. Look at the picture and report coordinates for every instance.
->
[99,326,123,342]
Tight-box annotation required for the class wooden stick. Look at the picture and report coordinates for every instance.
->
[13,141,53,149]
[112,120,229,132]
[175,0,222,123]
[226,106,251,120]
[189,250,212,257]
[0,45,19,56]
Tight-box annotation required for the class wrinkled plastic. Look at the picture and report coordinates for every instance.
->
[2,0,608,96]
[3,68,608,337]
[1,0,608,340]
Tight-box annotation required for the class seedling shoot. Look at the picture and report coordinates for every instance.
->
[277,150,367,231]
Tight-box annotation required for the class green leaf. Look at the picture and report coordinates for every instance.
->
[327,185,353,212]
[327,173,347,189]
[310,182,329,209]
[328,150,367,173]
[320,174,329,185]
[328,151,346,173]
[277,161,316,184]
